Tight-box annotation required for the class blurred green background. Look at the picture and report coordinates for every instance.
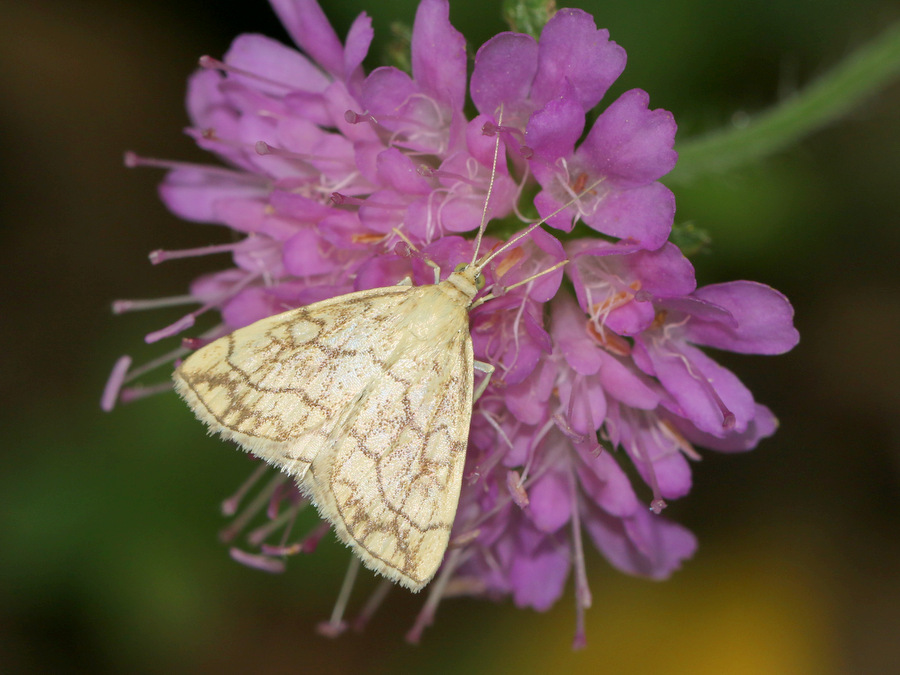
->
[1,0,898,672]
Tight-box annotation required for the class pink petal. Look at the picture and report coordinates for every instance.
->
[579,88,678,187]
[343,12,373,81]
[159,168,267,224]
[471,32,538,118]
[224,33,330,94]
[687,281,800,355]
[410,0,467,110]
[596,351,660,410]
[584,505,696,579]
[575,447,640,518]
[269,0,345,77]
[283,228,339,276]
[648,341,757,436]
[532,9,626,110]
[526,467,572,533]
[583,181,675,250]
[526,89,586,163]
[509,535,571,610]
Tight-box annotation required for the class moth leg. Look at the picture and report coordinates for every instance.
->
[396,276,413,287]
[412,260,441,284]
[470,286,501,309]
[473,359,494,403]
[390,227,442,283]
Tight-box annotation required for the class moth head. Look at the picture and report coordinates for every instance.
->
[453,262,485,290]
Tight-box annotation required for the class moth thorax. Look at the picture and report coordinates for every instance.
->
[444,266,480,303]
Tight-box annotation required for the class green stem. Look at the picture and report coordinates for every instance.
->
[668,21,900,183]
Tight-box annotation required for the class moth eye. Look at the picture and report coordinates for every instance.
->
[474,272,485,290]
[453,263,467,274]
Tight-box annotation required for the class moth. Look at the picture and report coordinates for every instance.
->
[173,134,580,591]
[174,260,496,591]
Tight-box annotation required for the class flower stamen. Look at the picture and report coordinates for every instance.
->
[118,382,174,404]
[569,466,592,650]
[317,556,361,638]
[221,462,269,516]
[248,501,306,547]
[199,54,298,91]
[144,272,258,344]
[219,472,288,543]
[351,580,392,632]
[149,242,247,265]
[229,548,286,573]
[124,151,266,185]
[100,356,132,412]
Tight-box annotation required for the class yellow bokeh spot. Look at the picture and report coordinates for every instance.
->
[493,535,839,675]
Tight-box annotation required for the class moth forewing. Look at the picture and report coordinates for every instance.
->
[174,276,477,590]
[174,285,414,475]
[307,287,475,589]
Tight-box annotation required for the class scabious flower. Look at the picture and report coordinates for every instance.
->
[105,0,799,647]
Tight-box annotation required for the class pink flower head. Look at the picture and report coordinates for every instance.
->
[108,0,798,648]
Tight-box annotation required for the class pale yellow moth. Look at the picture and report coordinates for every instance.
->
[174,259,492,591]
[173,133,579,591]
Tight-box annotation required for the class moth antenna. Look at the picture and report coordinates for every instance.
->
[469,105,505,266]
[474,175,606,273]
[502,259,569,293]
[471,260,569,309]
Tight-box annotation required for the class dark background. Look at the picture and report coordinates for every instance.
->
[2,0,899,672]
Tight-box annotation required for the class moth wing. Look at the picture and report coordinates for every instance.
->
[173,286,415,479]
[305,311,474,591]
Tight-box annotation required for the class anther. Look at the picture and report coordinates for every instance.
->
[318,556,360,638]
[586,321,632,356]
[118,382,174,404]
[181,336,212,350]
[100,355,132,412]
[149,242,243,265]
[145,315,195,344]
[111,295,197,314]
[481,121,530,157]
[260,521,329,556]
[256,141,333,164]
[344,109,376,125]
[123,150,266,184]
[506,470,530,508]
[481,121,500,136]
[221,463,269,517]
[449,529,481,548]
[330,192,365,207]
[229,548,286,574]
[198,55,294,90]
[393,241,413,258]
[248,502,304,547]
[219,473,287,542]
